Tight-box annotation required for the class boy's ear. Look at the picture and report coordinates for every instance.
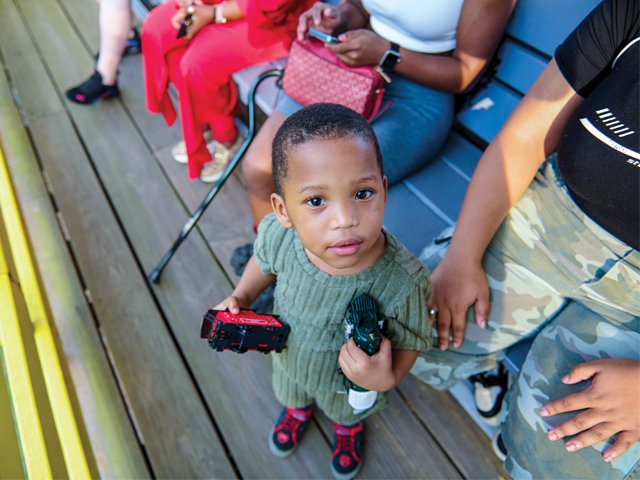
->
[270,193,293,228]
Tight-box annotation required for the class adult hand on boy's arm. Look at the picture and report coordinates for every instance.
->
[213,256,275,313]
[338,337,418,392]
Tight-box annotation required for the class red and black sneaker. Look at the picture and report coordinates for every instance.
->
[331,422,364,479]
[269,405,314,457]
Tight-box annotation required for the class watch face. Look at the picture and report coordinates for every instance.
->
[381,50,401,71]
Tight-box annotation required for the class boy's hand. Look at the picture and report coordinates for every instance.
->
[338,336,395,392]
[213,295,245,314]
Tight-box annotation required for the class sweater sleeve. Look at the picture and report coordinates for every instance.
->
[385,278,432,353]
[253,213,290,276]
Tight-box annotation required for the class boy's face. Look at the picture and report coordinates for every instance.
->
[271,135,387,276]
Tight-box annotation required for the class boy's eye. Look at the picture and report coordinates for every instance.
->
[355,189,373,200]
[305,196,325,207]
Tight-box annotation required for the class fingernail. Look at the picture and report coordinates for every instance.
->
[439,345,447,351]
[547,431,558,441]
[562,374,570,382]
[540,408,549,416]
[453,341,461,348]
[604,453,617,463]
[479,320,487,329]
[566,442,579,452]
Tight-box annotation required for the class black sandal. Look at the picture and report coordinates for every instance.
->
[65,71,119,105]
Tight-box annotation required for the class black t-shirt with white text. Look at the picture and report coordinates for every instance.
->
[555,0,639,249]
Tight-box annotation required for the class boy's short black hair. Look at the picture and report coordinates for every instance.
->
[272,103,384,196]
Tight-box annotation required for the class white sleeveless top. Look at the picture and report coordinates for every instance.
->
[362,0,464,53]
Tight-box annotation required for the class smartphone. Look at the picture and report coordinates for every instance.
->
[176,13,193,39]
[308,28,340,44]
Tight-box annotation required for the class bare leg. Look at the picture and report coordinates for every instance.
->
[96,0,132,85]
[242,112,287,226]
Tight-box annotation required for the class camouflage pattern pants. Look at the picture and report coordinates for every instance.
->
[411,157,640,479]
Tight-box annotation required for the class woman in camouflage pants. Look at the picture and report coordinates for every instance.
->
[410,0,639,477]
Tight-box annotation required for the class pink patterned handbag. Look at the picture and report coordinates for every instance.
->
[282,38,386,121]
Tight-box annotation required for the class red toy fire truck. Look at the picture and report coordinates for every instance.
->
[200,309,290,354]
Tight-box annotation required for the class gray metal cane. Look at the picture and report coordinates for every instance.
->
[148,68,283,283]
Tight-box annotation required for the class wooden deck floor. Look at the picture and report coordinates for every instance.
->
[0,1,504,478]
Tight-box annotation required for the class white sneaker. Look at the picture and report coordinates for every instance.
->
[171,130,214,164]
[199,135,243,183]
[470,364,509,427]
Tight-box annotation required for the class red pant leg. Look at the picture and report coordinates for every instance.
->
[177,20,288,179]
[141,1,190,126]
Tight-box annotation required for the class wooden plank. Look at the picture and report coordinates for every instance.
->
[1,2,235,477]
[115,53,256,284]
[313,391,464,479]
[398,375,505,478]
[0,57,148,478]
[22,1,332,477]
[59,0,255,282]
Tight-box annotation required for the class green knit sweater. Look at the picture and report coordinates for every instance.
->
[254,214,432,423]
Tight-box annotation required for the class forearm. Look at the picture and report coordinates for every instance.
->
[447,59,583,264]
[231,256,276,307]
[392,51,481,94]
[388,350,418,389]
[218,0,243,22]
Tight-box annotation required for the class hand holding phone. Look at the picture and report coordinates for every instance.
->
[308,28,340,44]
[176,13,193,39]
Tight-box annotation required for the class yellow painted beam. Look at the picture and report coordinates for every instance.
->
[0,147,92,479]
[0,266,52,478]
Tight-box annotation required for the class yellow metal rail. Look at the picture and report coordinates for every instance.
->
[0,146,92,479]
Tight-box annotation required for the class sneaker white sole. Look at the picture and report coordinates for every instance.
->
[268,434,296,458]
[331,462,362,480]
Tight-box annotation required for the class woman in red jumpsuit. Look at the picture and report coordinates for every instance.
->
[141,0,311,182]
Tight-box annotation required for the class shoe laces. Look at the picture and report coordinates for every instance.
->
[280,407,311,433]
[334,423,361,455]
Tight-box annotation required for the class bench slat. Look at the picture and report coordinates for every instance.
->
[495,40,548,95]
[506,0,601,57]
[456,82,521,145]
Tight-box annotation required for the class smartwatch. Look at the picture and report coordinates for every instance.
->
[376,42,401,83]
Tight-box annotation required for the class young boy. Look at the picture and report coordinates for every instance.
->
[214,103,432,479]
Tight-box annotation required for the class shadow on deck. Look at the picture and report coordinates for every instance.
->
[0,0,503,477]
